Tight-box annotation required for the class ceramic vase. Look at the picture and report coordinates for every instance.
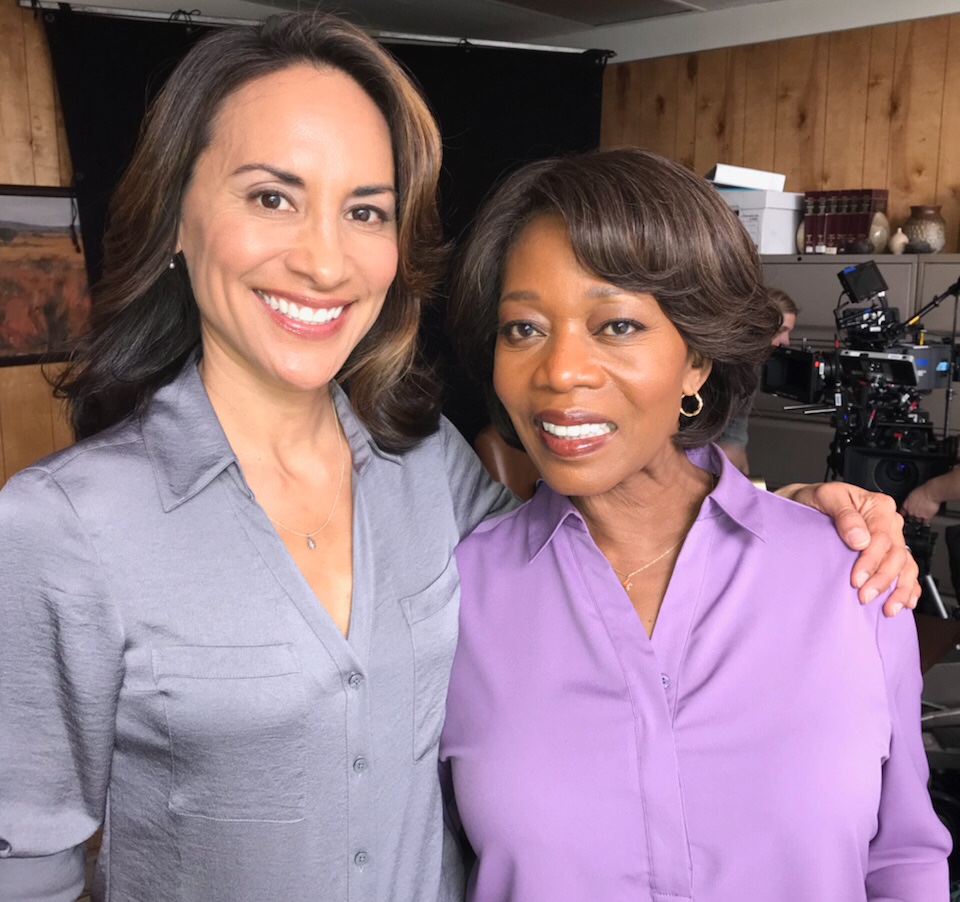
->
[903,205,946,254]
[888,227,908,255]
[868,211,890,254]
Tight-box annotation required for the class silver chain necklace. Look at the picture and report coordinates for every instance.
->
[266,409,346,550]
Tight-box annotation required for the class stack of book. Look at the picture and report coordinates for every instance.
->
[802,189,888,255]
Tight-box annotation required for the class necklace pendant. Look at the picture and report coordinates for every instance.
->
[624,579,633,591]
[306,536,317,550]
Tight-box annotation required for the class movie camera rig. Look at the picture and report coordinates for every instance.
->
[762,261,960,615]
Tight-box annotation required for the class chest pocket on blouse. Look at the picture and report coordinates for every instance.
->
[400,556,461,761]
[152,643,306,822]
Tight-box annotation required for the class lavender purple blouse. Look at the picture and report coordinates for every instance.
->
[440,446,950,902]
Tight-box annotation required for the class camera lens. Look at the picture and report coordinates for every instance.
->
[874,459,920,499]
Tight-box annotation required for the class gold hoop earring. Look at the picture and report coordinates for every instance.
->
[680,391,704,418]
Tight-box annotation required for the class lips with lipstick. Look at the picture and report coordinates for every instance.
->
[541,421,614,439]
[535,412,617,458]
[255,289,345,326]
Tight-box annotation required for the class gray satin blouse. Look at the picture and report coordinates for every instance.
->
[0,361,515,902]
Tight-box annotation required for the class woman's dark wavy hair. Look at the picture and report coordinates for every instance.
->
[54,12,445,451]
[448,147,783,449]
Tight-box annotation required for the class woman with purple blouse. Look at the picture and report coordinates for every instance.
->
[442,148,951,901]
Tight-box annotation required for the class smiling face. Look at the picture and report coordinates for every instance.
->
[176,63,398,394]
[493,216,712,500]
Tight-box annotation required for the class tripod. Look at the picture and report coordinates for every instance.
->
[907,520,951,619]
[920,571,950,619]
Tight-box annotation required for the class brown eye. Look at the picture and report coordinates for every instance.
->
[349,206,388,224]
[599,320,642,337]
[498,321,540,343]
[260,192,283,210]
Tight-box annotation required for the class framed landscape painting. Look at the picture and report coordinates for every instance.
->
[0,185,90,365]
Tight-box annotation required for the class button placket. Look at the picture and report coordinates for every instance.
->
[344,662,374,893]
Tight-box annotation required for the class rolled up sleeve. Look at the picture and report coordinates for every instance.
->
[0,467,123,902]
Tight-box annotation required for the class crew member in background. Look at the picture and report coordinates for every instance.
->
[902,467,960,525]
[719,287,797,473]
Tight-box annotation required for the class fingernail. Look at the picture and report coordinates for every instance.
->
[854,570,869,588]
[891,603,904,615]
[849,528,870,548]
[862,587,879,603]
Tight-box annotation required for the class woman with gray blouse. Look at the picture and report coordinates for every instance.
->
[0,12,918,902]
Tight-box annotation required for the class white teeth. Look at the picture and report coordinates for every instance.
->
[541,421,614,438]
[314,306,344,324]
[256,290,345,326]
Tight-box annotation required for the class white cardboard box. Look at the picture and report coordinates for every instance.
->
[705,163,786,191]
[718,189,804,254]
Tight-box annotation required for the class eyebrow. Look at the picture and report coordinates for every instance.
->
[500,285,627,303]
[354,184,398,201]
[586,285,624,299]
[230,164,397,201]
[500,289,538,303]
[232,163,304,186]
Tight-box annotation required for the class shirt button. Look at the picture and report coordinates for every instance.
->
[660,673,671,689]
[354,850,369,868]
[348,672,364,690]
[353,756,368,773]
[0,839,11,858]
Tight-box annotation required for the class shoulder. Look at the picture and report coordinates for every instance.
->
[755,484,857,555]
[428,417,518,514]
[0,432,140,582]
[738,485,904,639]
[385,415,469,467]
[436,416,482,463]
[755,488,863,597]
[0,422,142,544]
[368,415,516,536]
[2,417,143,499]
[707,467,878,614]
[456,484,554,563]
[706,451,855,562]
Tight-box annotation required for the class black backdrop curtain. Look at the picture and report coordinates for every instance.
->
[42,7,606,438]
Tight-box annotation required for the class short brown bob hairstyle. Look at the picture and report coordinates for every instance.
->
[448,147,783,449]
[56,12,444,452]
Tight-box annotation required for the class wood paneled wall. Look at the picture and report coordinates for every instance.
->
[600,14,960,253]
[0,0,74,487]
[0,362,73,483]
[0,0,71,186]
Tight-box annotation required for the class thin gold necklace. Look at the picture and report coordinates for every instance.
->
[611,472,717,590]
[611,537,684,590]
[265,408,346,550]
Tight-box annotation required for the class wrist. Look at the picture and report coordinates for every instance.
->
[922,480,945,506]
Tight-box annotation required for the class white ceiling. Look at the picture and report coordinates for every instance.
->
[247,0,782,43]
[31,0,960,59]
